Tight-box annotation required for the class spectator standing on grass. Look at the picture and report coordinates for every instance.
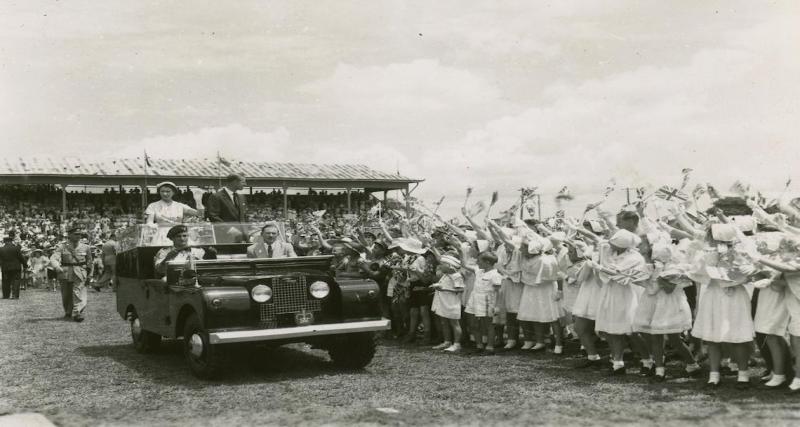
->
[0,235,26,299]
[95,230,119,290]
[50,226,93,322]
[28,249,49,288]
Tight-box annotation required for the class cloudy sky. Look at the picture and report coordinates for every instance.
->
[1,1,798,217]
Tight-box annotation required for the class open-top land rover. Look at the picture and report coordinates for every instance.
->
[115,222,389,378]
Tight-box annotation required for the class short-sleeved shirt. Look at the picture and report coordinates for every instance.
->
[50,242,92,282]
[154,246,206,274]
[472,268,503,296]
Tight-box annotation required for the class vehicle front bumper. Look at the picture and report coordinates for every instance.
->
[207,319,391,344]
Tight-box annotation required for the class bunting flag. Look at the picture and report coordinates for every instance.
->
[469,200,487,217]
[706,183,721,200]
[603,178,617,197]
[584,199,605,214]
[655,185,688,202]
[730,180,751,197]
[679,168,693,190]
[555,186,574,201]
[691,183,706,200]
[463,187,473,208]
[521,186,538,200]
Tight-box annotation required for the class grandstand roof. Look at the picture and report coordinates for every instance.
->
[0,157,421,191]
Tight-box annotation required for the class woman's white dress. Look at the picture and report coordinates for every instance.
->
[595,244,647,335]
[517,254,562,323]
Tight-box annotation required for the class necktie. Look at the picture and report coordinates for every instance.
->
[267,244,273,258]
[232,192,240,214]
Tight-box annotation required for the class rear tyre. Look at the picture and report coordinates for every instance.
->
[129,310,161,353]
[182,313,224,379]
[328,332,378,369]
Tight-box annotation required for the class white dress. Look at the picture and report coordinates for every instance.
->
[690,250,755,343]
[595,245,647,335]
[145,200,193,245]
[431,272,465,320]
[571,264,603,320]
[753,281,790,336]
[466,269,503,317]
[632,264,693,334]
[500,248,524,314]
[517,254,562,323]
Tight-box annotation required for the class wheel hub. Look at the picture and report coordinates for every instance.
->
[189,334,204,358]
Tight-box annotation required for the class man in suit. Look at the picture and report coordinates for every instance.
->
[247,222,297,259]
[0,235,26,299]
[206,173,248,243]
[206,173,247,223]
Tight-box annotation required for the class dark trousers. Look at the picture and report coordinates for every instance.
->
[1,269,21,299]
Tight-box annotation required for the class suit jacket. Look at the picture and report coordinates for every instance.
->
[206,188,246,223]
[0,243,26,272]
[247,241,297,259]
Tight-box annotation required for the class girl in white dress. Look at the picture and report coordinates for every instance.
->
[517,235,564,354]
[587,229,648,375]
[690,223,756,389]
[632,231,699,381]
[487,222,523,350]
[430,254,465,353]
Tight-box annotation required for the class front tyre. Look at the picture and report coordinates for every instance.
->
[327,332,377,369]
[129,310,161,353]
[182,313,224,379]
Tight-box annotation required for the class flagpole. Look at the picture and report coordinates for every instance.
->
[216,151,222,189]
[143,150,149,210]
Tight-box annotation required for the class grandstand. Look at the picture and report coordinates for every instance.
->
[0,157,422,216]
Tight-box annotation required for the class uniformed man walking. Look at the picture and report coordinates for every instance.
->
[50,226,93,322]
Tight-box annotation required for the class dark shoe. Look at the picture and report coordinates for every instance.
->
[64,314,72,319]
[763,380,788,390]
[786,387,800,395]
[93,286,102,292]
[607,367,627,376]
[480,349,496,356]
[639,365,655,377]
[719,366,736,377]
[735,381,752,391]
[650,374,667,384]
[73,316,85,323]
[704,381,720,390]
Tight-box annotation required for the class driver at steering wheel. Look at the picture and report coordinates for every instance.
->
[154,225,216,275]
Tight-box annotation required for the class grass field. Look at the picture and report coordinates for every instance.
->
[1,289,800,426]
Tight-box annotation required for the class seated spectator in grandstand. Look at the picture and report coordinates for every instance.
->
[247,222,296,259]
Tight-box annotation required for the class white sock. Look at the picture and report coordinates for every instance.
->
[642,358,654,369]
[613,360,625,370]
[588,354,600,361]
[655,367,665,376]
[789,377,800,391]
[685,363,700,373]
[729,362,739,372]
[708,372,720,384]
[765,374,786,387]
[554,345,563,354]
[737,371,749,382]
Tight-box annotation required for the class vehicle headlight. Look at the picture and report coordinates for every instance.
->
[309,281,330,299]
[251,284,272,303]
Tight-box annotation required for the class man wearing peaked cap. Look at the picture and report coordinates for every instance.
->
[50,226,93,322]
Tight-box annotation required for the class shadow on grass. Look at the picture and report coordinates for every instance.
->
[77,341,369,386]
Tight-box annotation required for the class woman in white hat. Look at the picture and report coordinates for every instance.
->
[145,182,203,245]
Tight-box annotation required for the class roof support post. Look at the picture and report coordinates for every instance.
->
[141,184,147,210]
[61,184,67,219]
[283,184,288,219]
[346,187,352,214]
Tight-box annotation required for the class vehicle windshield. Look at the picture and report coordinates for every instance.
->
[118,222,277,251]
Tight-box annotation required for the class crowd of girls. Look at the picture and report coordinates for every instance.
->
[359,194,800,393]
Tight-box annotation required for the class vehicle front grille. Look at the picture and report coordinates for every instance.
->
[258,276,322,328]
